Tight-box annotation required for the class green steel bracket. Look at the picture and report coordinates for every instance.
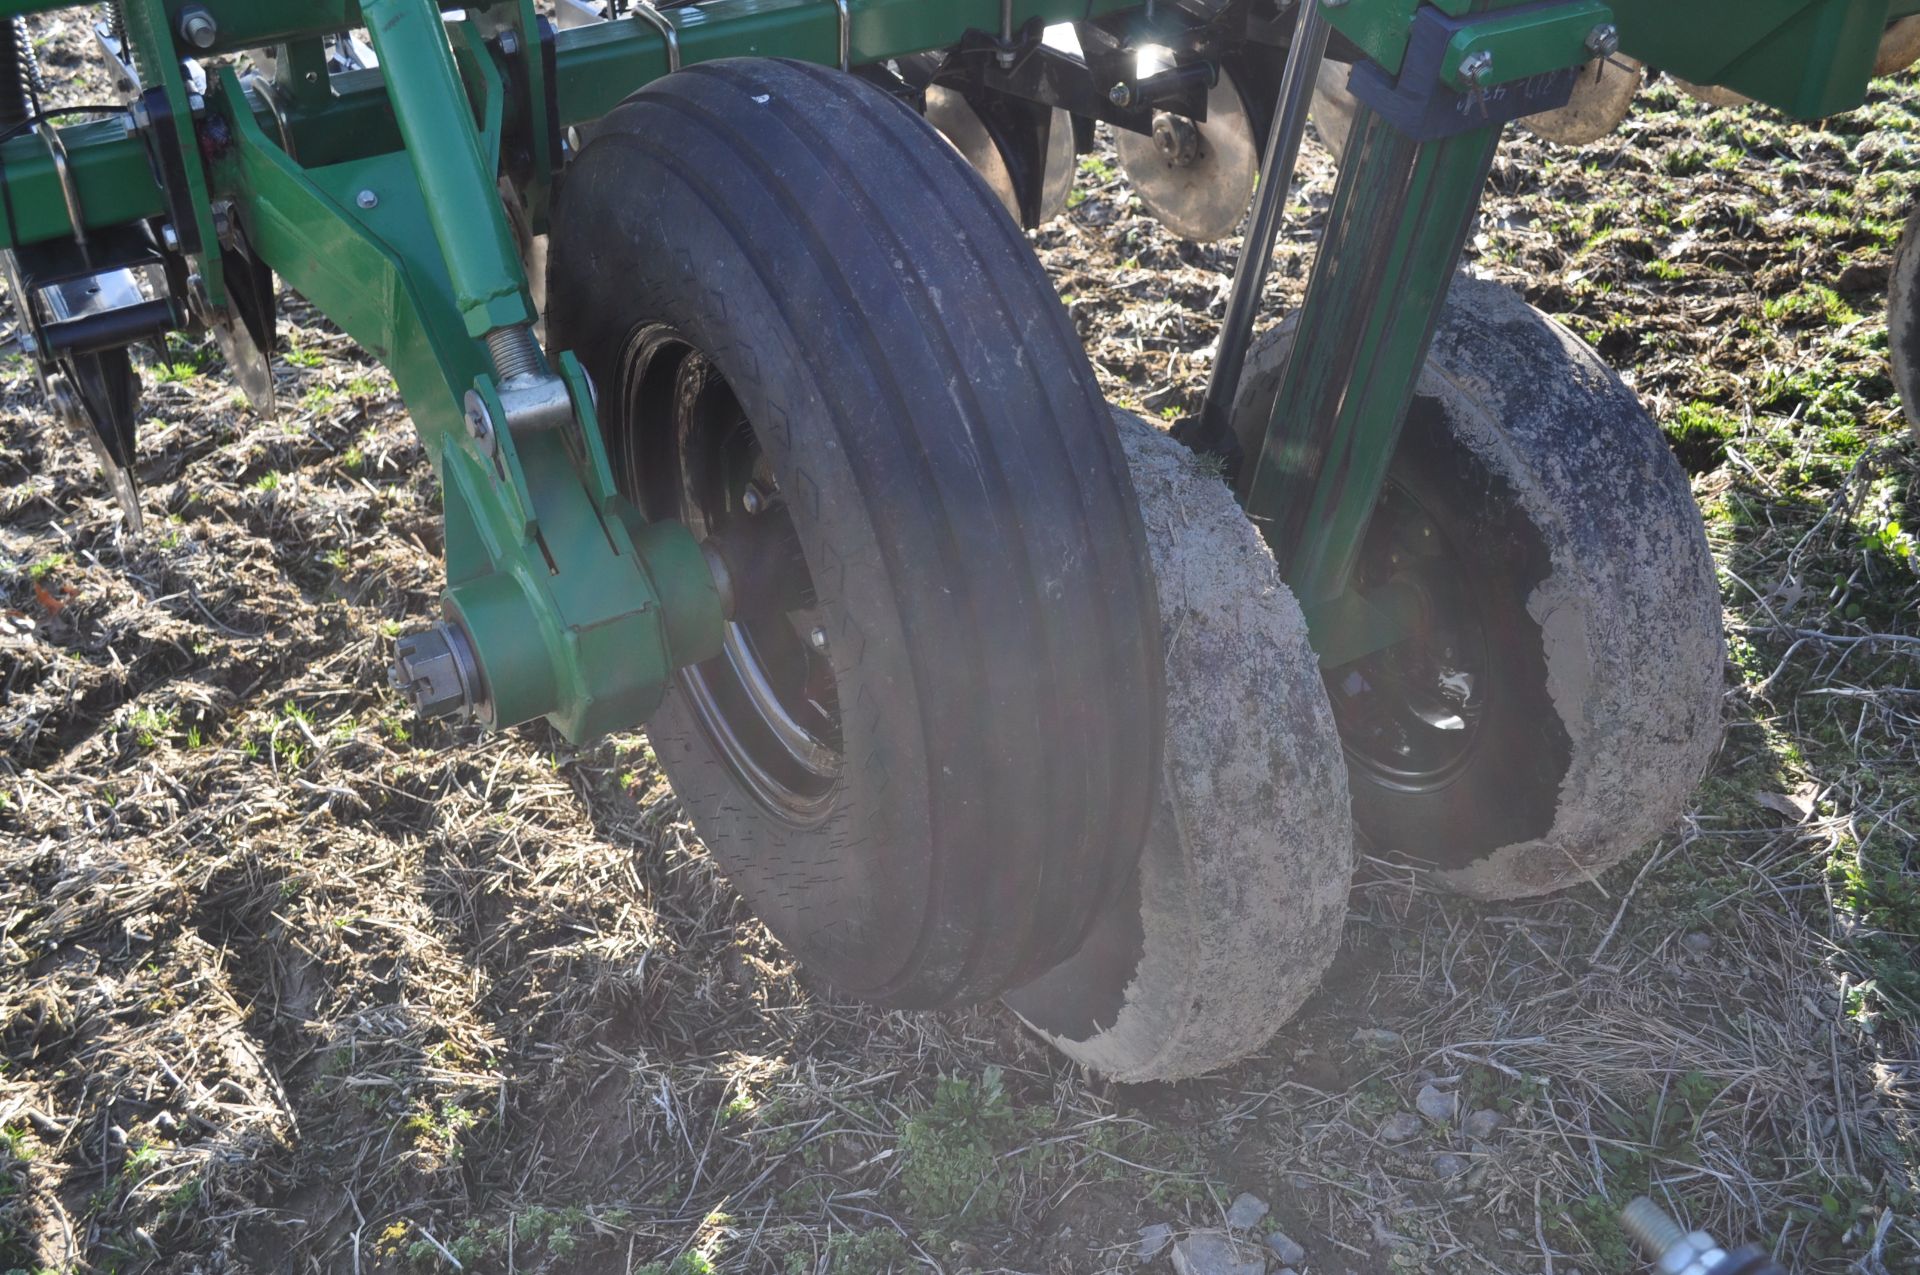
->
[1320,0,1527,80]
[465,0,558,231]
[207,65,720,739]
[1439,0,1612,92]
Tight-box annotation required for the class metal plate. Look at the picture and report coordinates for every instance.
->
[1523,55,1642,146]
[1116,69,1260,243]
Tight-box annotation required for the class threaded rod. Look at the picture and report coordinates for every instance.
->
[1621,1197,1689,1261]
[485,324,545,382]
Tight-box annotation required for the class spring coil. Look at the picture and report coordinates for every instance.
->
[0,17,38,135]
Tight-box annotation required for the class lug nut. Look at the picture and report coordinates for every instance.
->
[389,621,482,721]
[178,4,217,50]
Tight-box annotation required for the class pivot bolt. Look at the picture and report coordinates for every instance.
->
[389,621,483,721]
[1585,23,1620,60]
[178,4,217,51]
[1109,82,1135,108]
[1457,50,1494,88]
[462,390,496,454]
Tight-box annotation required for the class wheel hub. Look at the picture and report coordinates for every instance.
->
[1327,480,1488,792]
[1152,112,1202,167]
[618,325,843,824]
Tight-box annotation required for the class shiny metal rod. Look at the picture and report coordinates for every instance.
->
[1190,0,1331,455]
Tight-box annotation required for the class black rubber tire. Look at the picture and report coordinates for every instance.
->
[1889,203,1920,445]
[1231,276,1725,899]
[1005,411,1353,1082]
[547,59,1164,1008]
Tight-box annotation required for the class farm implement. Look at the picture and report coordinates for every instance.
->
[0,0,1906,1079]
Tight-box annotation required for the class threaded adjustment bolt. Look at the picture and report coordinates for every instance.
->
[1622,1199,1688,1260]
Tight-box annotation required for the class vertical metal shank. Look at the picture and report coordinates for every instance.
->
[1244,100,1501,610]
[1189,0,1330,459]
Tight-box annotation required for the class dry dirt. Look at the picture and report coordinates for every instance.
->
[3,12,1919,1275]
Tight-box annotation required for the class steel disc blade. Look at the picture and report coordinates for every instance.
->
[1038,107,1075,224]
[1308,59,1358,166]
[1524,55,1642,146]
[1879,17,1920,76]
[924,86,1021,222]
[1116,71,1260,243]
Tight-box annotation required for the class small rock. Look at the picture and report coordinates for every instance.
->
[1416,1083,1457,1126]
[1138,1223,1174,1262]
[1351,1027,1402,1048]
[1225,1192,1269,1231]
[1266,1231,1307,1266]
[1378,1111,1423,1143]
[1433,1152,1469,1179]
[1463,1109,1504,1140]
[1171,1230,1265,1275]
[1683,931,1714,954]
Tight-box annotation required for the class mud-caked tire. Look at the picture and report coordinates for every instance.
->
[1232,276,1725,899]
[1889,203,1920,445]
[1005,411,1353,1081]
[548,60,1164,1008]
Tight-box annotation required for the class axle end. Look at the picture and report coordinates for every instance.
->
[389,621,483,721]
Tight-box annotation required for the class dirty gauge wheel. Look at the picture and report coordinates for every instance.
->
[1005,411,1353,1082]
[547,59,1165,1009]
[1232,278,1725,899]
[1889,202,1920,445]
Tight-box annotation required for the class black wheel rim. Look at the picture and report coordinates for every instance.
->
[1327,477,1489,793]
[617,325,842,825]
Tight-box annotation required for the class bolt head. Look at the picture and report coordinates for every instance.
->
[1109,82,1134,108]
[462,390,496,452]
[159,222,181,252]
[808,626,829,652]
[356,189,379,210]
[1458,50,1494,86]
[497,29,521,57]
[179,6,217,50]
[741,486,764,515]
[1586,23,1620,58]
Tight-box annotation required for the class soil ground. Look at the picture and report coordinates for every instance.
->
[3,12,1919,1275]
